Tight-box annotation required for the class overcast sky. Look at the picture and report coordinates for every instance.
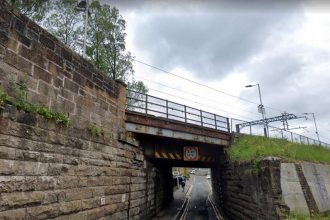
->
[102,0,330,144]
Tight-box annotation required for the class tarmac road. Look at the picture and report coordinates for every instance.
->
[152,175,222,220]
[181,175,219,220]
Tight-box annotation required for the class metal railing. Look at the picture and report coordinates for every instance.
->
[231,118,330,147]
[125,90,329,147]
[126,90,230,132]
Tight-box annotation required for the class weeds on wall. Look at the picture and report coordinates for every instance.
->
[1,76,70,126]
[0,86,7,108]
[251,159,261,174]
[88,123,104,137]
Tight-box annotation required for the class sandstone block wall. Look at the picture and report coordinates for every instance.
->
[0,2,169,219]
[212,157,288,220]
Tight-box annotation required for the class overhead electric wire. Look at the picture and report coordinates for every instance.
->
[133,59,330,143]
[135,75,261,117]
[149,88,256,121]
[134,59,285,113]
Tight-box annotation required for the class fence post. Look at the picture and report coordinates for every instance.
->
[184,105,187,123]
[249,125,252,135]
[299,135,302,144]
[214,114,217,130]
[166,100,168,119]
[291,132,293,142]
[307,138,309,145]
[236,124,240,133]
[200,110,203,126]
[226,118,230,132]
[145,95,148,115]
[281,129,284,139]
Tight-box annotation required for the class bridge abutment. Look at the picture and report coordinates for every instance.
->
[0,3,172,219]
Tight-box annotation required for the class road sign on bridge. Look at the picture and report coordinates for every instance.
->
[183,146,199,161]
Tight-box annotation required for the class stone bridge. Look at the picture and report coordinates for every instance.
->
[1,3,330,220]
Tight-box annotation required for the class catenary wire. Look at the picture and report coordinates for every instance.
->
[134,59,285,113]
[135,75,261,117]
[149,88,256,121]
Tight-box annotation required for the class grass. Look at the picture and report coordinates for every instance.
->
[288,212,330,220]
[229,135,330,164]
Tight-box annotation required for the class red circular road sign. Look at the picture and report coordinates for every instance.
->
[183,146,199,161]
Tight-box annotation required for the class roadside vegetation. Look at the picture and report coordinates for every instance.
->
[228,135,330,164]
[288,212,330,220]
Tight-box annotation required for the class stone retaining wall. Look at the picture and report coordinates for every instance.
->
[0,2,170,219]
[212,156,330,219]
[212,157,289,220]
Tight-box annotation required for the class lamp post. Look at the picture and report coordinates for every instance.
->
[303,112,320,143]
[245,83,268,137]
[77,0,89,58]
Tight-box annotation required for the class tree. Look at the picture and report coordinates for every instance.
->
[7,0,48,22]
[87,2,134,81]
[42,0,84,51]
[126,80,149,111]
[10,0,148,95]
[87,1,148,94]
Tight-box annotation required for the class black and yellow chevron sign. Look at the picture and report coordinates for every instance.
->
[155,152,182,160]
[153,145,216,162]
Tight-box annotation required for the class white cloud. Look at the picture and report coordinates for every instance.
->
[106,0,330,143]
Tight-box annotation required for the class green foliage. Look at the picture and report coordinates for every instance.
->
[287,212,330,220]
[11,0,148,94]
[229,135,330,164]
[0,86,7,108]
[42,0,83,50]
[183,168,190,180]
[4,77,70,126]
[252,159,261,174]
[87,1,134,81]
[7,0,48,21]
[126,80,149,109]
[88,123,104,137]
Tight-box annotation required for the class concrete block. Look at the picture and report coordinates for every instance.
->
[301,162,330,212]
[281,163,310,215]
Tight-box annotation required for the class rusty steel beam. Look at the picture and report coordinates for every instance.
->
[125,122,230,146]
[125,111,230,141]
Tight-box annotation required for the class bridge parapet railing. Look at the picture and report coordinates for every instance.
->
[231,118,330,147]
[126,90,230,132]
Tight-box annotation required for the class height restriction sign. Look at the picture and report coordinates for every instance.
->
[183,146,199,161]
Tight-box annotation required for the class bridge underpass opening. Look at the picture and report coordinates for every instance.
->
[124,111,231,218]
[133,132,227,219]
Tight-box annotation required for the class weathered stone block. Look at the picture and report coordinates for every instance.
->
[0,191,44,210]
[27,90,49,106]
[0,31,10,47]
[4,49,32,74]
[39,33,55,50]
[26,203,60,220]
[20,44,47,69]
[0,176,25,193]
[0,208,26,220]
[65,188,93,202]
[56,211,88,220]
[82,197,100,210]
[16,32,31,47]
[59,200,82,215]
[61,47,72,62]
[34,65,52,84]
[64,78,79,93]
